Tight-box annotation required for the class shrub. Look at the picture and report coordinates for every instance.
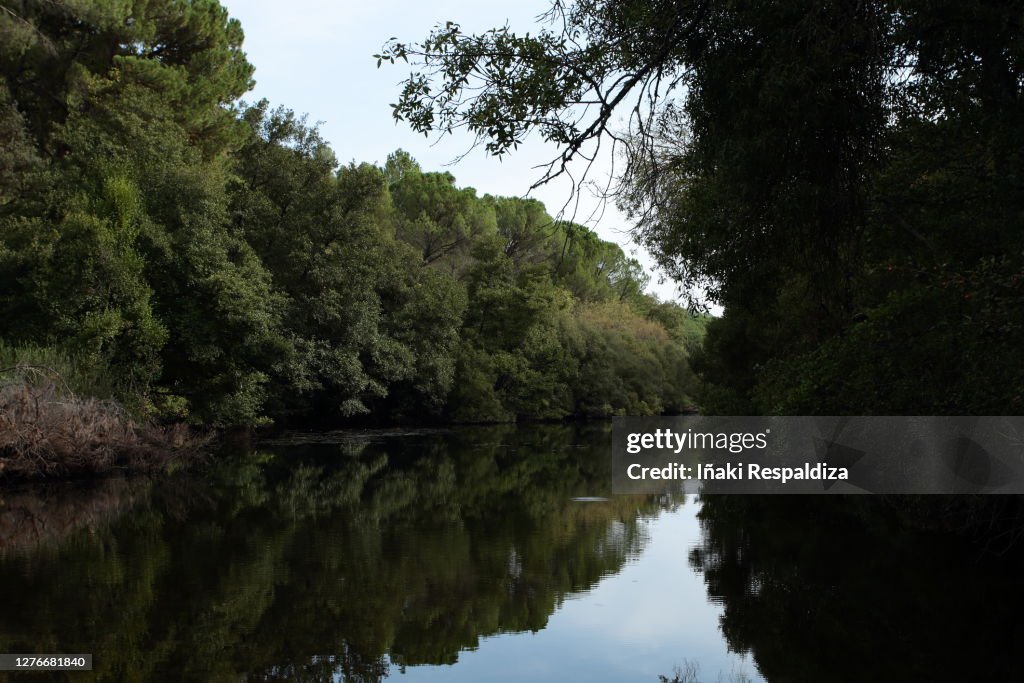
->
[0,367,204,481]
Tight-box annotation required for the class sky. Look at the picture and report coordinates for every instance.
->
[220,0,691,304]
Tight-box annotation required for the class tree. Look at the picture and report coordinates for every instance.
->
[0,0,280,424]
[0,1,700,428]
[381,0,1024,414]
[389,165,498,270]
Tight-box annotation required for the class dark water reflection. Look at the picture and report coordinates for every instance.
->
[691,496,1024,682]
[1,425,1022,682]
[0,424,692,681]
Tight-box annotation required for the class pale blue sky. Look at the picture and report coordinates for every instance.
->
[221,0,689,303]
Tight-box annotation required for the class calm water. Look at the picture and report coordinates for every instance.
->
[0,424,1022,682]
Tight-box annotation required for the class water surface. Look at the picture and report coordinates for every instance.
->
[1,424,1021,681]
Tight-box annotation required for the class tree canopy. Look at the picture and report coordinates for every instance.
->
[0,1,702,427]
[382,0,1024,414]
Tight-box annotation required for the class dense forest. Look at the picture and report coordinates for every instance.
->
[3,0,1022,432]
[382,0,1024,416]
[0,1,703,433]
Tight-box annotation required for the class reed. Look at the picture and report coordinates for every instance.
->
[0,366,204,482]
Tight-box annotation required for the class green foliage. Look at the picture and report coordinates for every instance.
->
[688,0,1024,415]
[383,0,1024,415]
[0,2,696,426]
[0,340,116,399]
[572,301,696,417]
[389,163,498,269]
[753,261,1024,415]
[0,0,278,425]
[12,0,1014,421]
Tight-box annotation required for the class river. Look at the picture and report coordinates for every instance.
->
[0,424,1020,681]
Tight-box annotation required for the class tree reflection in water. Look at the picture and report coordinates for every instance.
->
[0,423,676,682]
[689,496,1024,682]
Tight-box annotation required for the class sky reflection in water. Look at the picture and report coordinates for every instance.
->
[397,505,759,683]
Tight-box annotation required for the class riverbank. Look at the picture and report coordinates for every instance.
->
[0,377,205,483]
[0,362,695,485]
